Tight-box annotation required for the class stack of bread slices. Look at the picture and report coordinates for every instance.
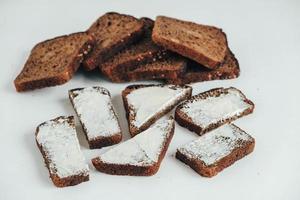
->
[14,12,239,92]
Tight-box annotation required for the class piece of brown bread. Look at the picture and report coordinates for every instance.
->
[126,55,187,81]
[83,12,144,71]
[35,116,89,187]
[69,87,122,149]
[92,117,174,176]
[122,84,192,137]
[175,87,254,136]
[14,32,94,92]
[152,16,228,69]
[167,49,239,85]
[176,124,255,177]
[101,17,168,82]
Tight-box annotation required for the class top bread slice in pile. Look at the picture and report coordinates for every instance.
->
[14,32,94,92]
[101,17,168,82]
[152,16,228,69]
[83,12,144,71]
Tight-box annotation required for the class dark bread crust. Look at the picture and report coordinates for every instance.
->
[14,32,94,92]
[167,49,239,85]
[122,84,192,137]
[101,17,168,82]
[69,87,122,149]
[152,16,228,69]
[92,120,175,176]
[175,87,254,135]
[176,130,255,177]
[83,12,144,71]
[35,116,89,187]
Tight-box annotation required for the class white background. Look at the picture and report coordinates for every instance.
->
[1,0,299,199]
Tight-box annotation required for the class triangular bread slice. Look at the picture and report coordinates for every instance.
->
[175,87,254,135]
[35,116,89,187]
[101,17,168,82]
[92,116,175,176]
[167,49,239,85]
[14,32,94,92]
[176,123,255,177]
[122,84,192,137]
[83,12,144,71]
[152,16,227,69]
[69,87,122,149]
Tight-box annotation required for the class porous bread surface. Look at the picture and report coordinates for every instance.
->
[36,116,89,179]
[69,87,121,143]
[167,49,239,84]
[152,16,227,69]
[83,12,144,70]
[14,32,93,91]
[177,124,254,166]
[97,117,173,166]
[175,87,254,135]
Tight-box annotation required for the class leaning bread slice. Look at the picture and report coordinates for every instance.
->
[69,87,122,149]
[35,116,89,187]
[126,55,187,82]
[152,16,227,69]
[83,12,144,71]
[101,17,167,82]
[176,123,255,177]
[122,84,192,137]
[92,116,174,176]
[175,87,254,135]
[167,49,239,85]
[14,32,94,92]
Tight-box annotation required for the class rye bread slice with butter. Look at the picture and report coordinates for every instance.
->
[35,116,89,187]
[122,84,192,137]
[92,116,174,176]
[152,16,228,69]
[101,17,168,82]
[69,87,122,149]
[83,12,144,71]
[176,123,255,177]
[175,87,254,136]
[14,32,94,92]
[167,49,239,85]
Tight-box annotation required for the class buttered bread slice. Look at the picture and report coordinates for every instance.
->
[122,84,192,137]
[92,117,174,176]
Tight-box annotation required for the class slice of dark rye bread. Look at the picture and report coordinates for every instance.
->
[14,32,94,92]
[175,87,254,136]
[176,123,255,177]
[35,116,89,187]
[92,117,174,176]
[122,84,192,137]
[82,12,144,71]
[69,87,122,149]
[101,17,168,82]
[167,49,239,85]
[126,56,187,82]
[152,16,228,69]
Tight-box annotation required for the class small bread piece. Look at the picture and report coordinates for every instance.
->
[92,116,175,176]
[122,84,192,137]
[167,49,239,85]
[176,124,255,177]
[152,16,227,69]
[83,12,144,71]
[126,56,187,82]
[69,87,122,149]
[14,32,94,92]
[175,87,254,135]
[35,116,89,187]
[101,17,167,82]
